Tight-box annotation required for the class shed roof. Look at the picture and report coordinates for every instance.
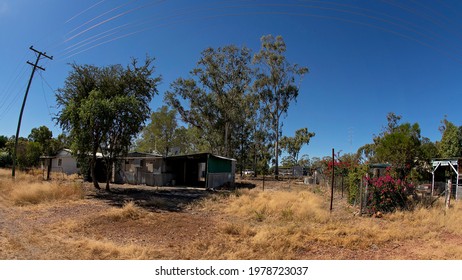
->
[123,152,162,159]
[165,152,236,162]
[431,158,462,166]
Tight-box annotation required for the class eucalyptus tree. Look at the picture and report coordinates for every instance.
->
[437,118,462,158]
[56,57,160,190]
[137,105,179,156]
[280,127,315,167]
[253,35,309,179]
[165,45,255,159]
[28,125,53,155]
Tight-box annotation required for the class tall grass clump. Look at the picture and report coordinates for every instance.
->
[10,181,84,206]
[103,201,148,221]
[0,168,84,205]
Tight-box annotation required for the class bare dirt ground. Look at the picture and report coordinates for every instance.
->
[1,177,462,259]
[0,183,220,259]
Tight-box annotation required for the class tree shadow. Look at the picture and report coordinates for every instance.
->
[87,185,213,212]
[219,181,256,190]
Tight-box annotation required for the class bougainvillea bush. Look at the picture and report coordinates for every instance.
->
[366,170,415,213]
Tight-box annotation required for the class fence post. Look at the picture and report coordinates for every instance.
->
[262,175,265,191]
[330,148,334,212]
[445,179,451,212]
[359,177,363,215]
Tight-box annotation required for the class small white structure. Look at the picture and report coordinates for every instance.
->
[41,149,79,177]
[431,158,462,200]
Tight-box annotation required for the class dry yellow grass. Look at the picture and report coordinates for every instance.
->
[2,170,462,259]
[9,182,84,206]
[103,201,149,221]
[61,238,152,260]
[0,168,84,206]
[185,186,462,259]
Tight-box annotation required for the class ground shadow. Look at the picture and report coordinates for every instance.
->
[87,184,219,212]
[87,180,257,212]
[219,181,257,190]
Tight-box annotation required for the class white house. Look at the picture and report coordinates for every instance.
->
[41,149,79,177]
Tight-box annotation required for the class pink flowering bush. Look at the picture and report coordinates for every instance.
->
[367,170,415,213]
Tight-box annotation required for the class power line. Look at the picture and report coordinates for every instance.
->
[38,71,53,118]
[65,0,107,24]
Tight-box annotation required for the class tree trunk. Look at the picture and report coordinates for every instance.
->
[252,146,257,177]
[90,158,100,189]
[105,161,112,191]
[275,122,279,180]
[224,122,229,157]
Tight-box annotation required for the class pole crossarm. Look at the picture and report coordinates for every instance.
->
[11,46,53,177]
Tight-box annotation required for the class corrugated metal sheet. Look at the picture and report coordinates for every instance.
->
[207,155,232,173]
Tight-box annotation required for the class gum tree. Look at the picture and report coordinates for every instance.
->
[165,45,255,159]
[253,35,309,179]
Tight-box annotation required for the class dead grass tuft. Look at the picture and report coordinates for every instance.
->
[103,201,149,221]
[69,238,151,260]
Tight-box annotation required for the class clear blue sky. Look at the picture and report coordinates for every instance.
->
[1,0,461,159]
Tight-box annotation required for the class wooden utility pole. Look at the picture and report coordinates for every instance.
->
[12,46,53,177]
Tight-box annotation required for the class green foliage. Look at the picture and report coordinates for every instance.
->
[280,128,315,167]
[281,155,296,168]
[356,143,376,163]
[56,57,160,189]
[28,125,53,155]
[347,164,368,205]
[175,126,211,154]
[28,125,52,145]
[297,154,310,168]
[374,122,421,177]
[253,35,309,177]
[165,45,255,160]
[0,135,11,167]
[16,141,42,169]
[437,118,462,158]
[1,126,63,170]
[0,135,8,149]
[165,43,262,176]
[136,107,212,156]
[357,112,435,181]
[0,150,11,167]
[164,36,309,176]
[249,127,272,175]
[310,157,322,170]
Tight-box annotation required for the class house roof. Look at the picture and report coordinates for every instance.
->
[369,163,391,168]
[122,152,163,160]
[40,148,103,159]
[165,152,236,162]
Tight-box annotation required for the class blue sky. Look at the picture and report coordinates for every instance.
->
[1,0,461,159]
